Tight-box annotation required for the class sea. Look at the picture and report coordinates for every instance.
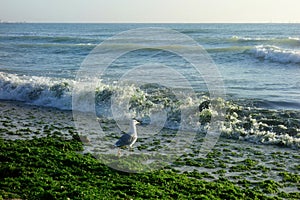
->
[0,23,300,149]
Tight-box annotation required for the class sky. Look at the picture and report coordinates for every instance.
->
[1,0,300,23]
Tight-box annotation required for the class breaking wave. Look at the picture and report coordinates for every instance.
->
[0,72,74,110]
[0,71,299,149]
[248,45,300,64]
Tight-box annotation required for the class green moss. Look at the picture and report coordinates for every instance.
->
[184,158,203,167]
[185,171,215,180]
[229,158,258,172]
[137,144,149,150]
[214,169,226,175]
[279,172,300,183]
[254,165,270,172]
[243,158,258,166]
[256,180,281,194]
[253,150,263,155]
[237,179,251,188]
[0,136,289,199]
[207,150,222,158]
[278,191,300,199]
[218,161,227,168]
[199,109,212,124]
[294,164,300,171]
[222,148,231,152]
[293,155,300,159]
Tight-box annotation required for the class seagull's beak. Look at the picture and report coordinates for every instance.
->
[133,118,142,125]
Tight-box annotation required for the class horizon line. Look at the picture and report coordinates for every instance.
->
[1,21,300,24]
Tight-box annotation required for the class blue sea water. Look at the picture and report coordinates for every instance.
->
[1,23,300,110]
[0,23,300,148]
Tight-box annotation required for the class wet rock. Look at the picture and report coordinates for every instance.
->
[199,100,210,112]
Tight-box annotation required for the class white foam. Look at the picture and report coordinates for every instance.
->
[288,37,300,41]
[231,36,268,41]
[220,106,300,149]
[249,45,300,64]
[0,72,74,110]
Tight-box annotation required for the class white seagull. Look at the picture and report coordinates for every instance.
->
[115,119,140,155]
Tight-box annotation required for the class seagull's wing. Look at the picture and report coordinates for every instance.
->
[115,134,135,147]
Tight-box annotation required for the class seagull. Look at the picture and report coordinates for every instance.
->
[115,119,140,156]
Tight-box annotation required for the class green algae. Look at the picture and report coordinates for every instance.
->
[279,172,300,183]
[0,136,281,200]
[256,180,281,194]
[229,158,258,172]
[0,101,299,199]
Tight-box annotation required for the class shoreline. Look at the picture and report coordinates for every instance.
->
[0,100,299,198]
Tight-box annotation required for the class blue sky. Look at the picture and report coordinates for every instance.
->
[1,0,300,23]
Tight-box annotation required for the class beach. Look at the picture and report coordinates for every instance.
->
[0,100,299,199]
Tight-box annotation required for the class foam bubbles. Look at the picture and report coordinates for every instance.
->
[0,72,73,110]
[1,71,299,149]
[249,45,300,64]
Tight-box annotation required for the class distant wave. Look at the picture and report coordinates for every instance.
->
[206,46,251,53]
[231,36,270,42]
[0,34,98,44]
[248,45,300,64]
[16,43,97,48]
[231,36,300,47]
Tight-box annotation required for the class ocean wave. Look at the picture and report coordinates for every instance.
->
[0,72,198,113]
[0,72,74,110]
[231,36,300,47]
[0,34,98,45]
[0,72,299,149]
[288,37,300,41]
[16,43,97,48]
[206,46,251,53]
[231,36,269,42]
[248,45,300,64]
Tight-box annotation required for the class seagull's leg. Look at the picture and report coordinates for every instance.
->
[129,145,133,152]
[117,148,121,157]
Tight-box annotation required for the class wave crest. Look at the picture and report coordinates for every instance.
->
[0,72,74,109]
[231,36,300,46]
[248,45,300,64]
